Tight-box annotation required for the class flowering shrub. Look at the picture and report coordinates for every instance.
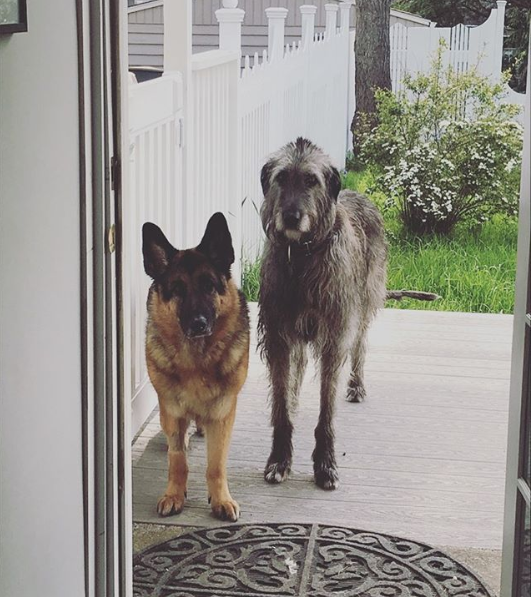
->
[359,44,523,235]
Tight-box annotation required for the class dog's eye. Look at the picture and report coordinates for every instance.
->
[200,278,215,294]
[172,281,186,298]
[305,173,318,187]
[275,170,288,185]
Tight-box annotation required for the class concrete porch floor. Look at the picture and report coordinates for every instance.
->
[132,305,513,595]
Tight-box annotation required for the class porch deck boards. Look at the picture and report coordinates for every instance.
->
[132,305,512,550]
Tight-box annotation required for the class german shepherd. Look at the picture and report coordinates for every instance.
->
[142,213,250,522]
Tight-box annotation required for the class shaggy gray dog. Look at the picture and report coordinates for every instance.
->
[258,137,387,490]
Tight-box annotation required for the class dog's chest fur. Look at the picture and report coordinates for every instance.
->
[268,238,358,342]
[146,290,249,422]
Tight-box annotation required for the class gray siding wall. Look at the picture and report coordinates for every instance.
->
[128,0,426,68]
[129,3,164,67]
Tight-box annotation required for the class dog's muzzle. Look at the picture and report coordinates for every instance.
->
[275,210,311,240]
[282,209,301,229]
[186,315,212,338]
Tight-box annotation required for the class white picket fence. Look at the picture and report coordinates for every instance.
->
[189,50,241,260]
[126,73,185,436]
[388,0,526,119]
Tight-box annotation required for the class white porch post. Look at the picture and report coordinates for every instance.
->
[339,1,353,35]
[216,0,245,54]
[266,7,289,62]
[494,0,507,80]
[325,3,339,38]
[301,5,317,49]
[163,0,193,245]
[215,1,244,283]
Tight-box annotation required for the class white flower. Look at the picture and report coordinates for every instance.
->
[505,159,516,173]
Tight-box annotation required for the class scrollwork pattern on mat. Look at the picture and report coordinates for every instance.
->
[133,524,494,597]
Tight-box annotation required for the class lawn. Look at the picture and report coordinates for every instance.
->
[242,168,518,314]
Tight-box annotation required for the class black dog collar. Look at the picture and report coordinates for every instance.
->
[286,232,336,263]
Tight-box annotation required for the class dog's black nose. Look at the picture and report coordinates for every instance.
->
[283,209,301,228]
[190,316,208,336]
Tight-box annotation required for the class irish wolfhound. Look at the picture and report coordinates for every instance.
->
[258,137,387,491]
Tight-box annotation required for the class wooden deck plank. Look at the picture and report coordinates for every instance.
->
[134,469,504,513]
[132,307,512,550]
[132,499,504,550]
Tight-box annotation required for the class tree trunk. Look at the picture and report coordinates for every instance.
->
[351,0,392,153]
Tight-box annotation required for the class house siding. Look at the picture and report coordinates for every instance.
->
[129,0,428,68]
[129,4,164,67]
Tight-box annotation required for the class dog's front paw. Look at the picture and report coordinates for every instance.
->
[210,496,240,522]
[264,459,291,484]
[157,493,185,517]
[346,382,366,403]
[314,462,339,490]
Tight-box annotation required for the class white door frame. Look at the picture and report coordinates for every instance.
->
[500,28,531,597]
[78,0,132,595]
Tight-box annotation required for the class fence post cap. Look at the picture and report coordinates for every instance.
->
[265,7,289,18]
[215,7,245,22]
[496,0,507,6]
[339,1,354,7]
[300,5,318,15]
[222,0,238,7]
[325,3,339,12]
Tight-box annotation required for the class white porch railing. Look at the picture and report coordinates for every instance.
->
[126,72,185,436]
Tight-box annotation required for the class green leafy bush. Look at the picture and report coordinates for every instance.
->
[360,44,523,235]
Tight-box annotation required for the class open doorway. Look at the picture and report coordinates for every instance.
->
[119,1,529,597]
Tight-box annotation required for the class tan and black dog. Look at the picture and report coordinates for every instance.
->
[142,212,249,522]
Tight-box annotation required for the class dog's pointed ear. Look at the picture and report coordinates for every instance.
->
[197,212,234,277]
[325,166,342,201]
[142,222,176,279]
[260,160,275,196]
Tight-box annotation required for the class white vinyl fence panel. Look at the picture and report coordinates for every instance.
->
[189,50,241,269]
[126,73,184,436]
[389,2,518,92]
[388,2,526,122]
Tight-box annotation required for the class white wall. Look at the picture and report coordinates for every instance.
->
[0,2,86,596]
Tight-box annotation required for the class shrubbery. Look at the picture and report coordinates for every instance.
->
[359,44,523,235]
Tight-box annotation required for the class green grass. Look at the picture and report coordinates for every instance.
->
[242,258,262,303]
[242,169,518,314]
[383,217,518,313]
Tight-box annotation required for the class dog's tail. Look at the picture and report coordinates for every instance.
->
[386,290,440,302]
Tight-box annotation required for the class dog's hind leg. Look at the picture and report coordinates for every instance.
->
[346,322,369,403]
[157,412,189,517]
[313,350,343,490]
[264,340,296,484]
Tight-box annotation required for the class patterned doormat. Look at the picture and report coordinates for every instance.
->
[133,523,494,597]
